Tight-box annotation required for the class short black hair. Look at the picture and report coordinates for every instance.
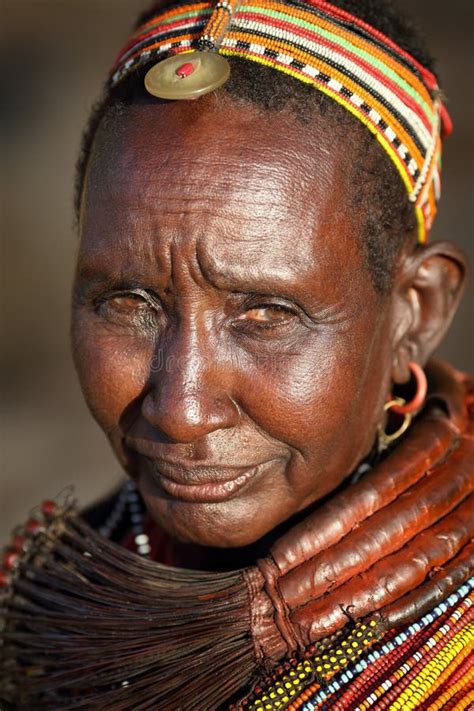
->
[75,0,437,293]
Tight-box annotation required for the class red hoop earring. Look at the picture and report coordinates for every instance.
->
[391,362,428,415]
[378,363,428,451]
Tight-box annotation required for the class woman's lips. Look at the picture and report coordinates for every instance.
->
[145,458,276,503]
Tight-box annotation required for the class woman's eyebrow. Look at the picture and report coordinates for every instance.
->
[75,265,120,286]
[195,246,304,296]
[76,252,163,282]
[203,266,332,311]
[74,266,147,291]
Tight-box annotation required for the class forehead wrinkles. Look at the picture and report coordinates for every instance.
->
[82,156,310,273]
[81,101,365,282]
[82,176,316,283]
[89,142,314,224]
[86,100,352,217]
[90,156,305,225]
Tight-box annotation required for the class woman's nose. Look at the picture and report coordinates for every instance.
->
[141,332,241,442]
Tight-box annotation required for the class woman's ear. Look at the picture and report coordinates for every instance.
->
[390,241,467,384]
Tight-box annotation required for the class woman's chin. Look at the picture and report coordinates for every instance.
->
[147,500,273,548]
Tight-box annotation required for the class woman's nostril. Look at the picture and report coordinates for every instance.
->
[141,386,240,443]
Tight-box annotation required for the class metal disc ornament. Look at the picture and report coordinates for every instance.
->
[144,51,231,100]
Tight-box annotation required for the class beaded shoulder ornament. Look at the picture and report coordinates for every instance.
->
[109,0,452,242]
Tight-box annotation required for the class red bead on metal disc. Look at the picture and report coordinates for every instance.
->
[3,550,18,570]
[145,51,230,100]
[176,61,195,78]
[42,499,57,517]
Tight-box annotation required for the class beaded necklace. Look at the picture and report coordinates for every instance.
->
[239,580,474,710]
[99,479,151,557]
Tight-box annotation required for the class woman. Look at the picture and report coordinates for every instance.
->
[1,0,472,708]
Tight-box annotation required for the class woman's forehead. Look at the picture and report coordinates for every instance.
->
[86,98,361,202]
[80,99,367,292]
[84,99,361,232]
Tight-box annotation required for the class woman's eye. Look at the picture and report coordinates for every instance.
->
[237,304,295,326]
[108,294,145,310]
[95,291,159,329]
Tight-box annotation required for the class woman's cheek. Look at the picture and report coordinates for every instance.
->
[72,316,153,435]
[239,338,342,445]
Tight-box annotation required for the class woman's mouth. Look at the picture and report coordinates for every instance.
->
[144,458,277,503]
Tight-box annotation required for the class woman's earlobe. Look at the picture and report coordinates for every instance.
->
[391,240,467,383]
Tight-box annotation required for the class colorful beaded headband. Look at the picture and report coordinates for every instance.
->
[109,0,453,242]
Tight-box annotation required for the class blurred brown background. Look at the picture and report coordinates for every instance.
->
[1,1,473,540]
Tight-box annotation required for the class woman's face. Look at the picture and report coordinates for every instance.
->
[72,98,399,547]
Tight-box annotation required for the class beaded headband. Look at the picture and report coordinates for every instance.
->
[109,0,452,242]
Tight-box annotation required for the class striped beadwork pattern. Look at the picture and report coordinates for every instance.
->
[234,579,473,710]
[198,0,241,50]
[109,0,452,243]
